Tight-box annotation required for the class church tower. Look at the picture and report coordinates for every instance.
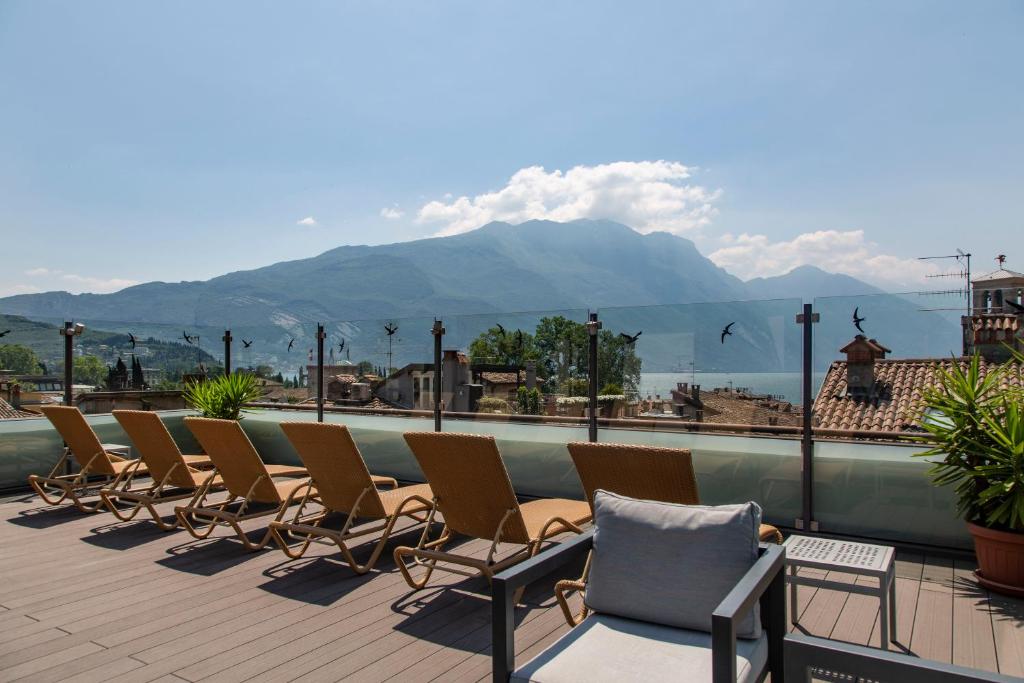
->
[963,256,1024,362]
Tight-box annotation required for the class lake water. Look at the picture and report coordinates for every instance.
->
[640,372,827,404]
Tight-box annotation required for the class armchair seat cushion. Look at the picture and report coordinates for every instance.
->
[511,614,767,683]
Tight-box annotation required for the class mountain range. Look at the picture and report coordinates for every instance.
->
[0,219,962,373]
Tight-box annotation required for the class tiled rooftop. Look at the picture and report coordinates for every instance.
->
[813,358,1023,433]
[2,492,1023,681]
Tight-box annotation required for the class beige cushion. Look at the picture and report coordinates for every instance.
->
[585,491,763,638]
[512,614,767,683]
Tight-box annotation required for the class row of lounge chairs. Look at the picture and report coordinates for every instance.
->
[28,406,782,593]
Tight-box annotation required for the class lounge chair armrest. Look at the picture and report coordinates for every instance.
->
[492,529,594,683]
[711,543,786,683]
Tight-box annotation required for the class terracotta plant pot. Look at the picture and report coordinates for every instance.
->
[968,521,1024,598]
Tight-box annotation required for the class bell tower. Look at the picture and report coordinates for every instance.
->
[963,256,1024,362]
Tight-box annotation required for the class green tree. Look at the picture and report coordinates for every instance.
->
[468,326,538,366]
[72,355,107,386]
[357,360,375,375]
[0,344,43,375]
[533,316,588,388]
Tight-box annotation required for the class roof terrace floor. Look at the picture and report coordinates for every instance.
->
[1,492,1023,682]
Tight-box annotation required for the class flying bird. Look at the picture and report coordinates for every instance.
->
[619,331,642,345]
[384,323,398,337]
[720,322,735,344]
[338,339,346,353]
[0,330,10,338]
[287,338,294,352]
[183,331,196,345]
[242,339,253,348]
[853,307,866,334]
[127,333,137,349]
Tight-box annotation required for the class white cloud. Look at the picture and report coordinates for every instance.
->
[1,284,43,296]
[296,216,318,227]
[708,230,939,287]
[416,161,721,237]
[18,268,138,294]
[379,206,404,220]
[59,273,139,293]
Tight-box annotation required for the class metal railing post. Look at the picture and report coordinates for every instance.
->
[796,303,819,531]
[62,321,74,407]
[432,319,444,432]
[222,329,232,376]
[586,312,602,442]
[316,324,325,423]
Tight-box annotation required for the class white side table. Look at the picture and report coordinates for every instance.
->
[784,535,897,649]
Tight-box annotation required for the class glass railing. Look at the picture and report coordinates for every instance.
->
[441,308,590,420]
[2,289,1002,550]
[597,298,804,432]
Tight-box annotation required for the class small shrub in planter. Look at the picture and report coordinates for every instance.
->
[915,351,1024,595]
[476,397,510,414]
[183,373,264,421]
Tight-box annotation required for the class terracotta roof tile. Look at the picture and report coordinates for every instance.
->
[0,398,38,420]
[813,358,1023,433]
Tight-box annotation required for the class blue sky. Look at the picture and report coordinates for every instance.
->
[0,1,1020,297]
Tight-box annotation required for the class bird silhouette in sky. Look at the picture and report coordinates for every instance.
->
[242,339,253,348]
[384,323,398,337]
[0,330,10,338]
[853,307,866,334]
[339,339,346,353]
[183,331,196,345]
[619,331,642,345]
[127,333,137,349]
[287,338,294,352]
[495,323,505,336]
[720,322,735,344]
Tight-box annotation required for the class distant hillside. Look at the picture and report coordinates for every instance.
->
[0,314,216,380]
[0,220,961,373]
[746,265,884,300]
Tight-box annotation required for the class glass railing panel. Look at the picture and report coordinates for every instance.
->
[441,308,589,421]
[811,290,973,547]
[317,315,436,415]
[598,298,804,432]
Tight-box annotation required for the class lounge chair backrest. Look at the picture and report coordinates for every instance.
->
[567,442,699,511]
[279,422,385,518]
[113,410,198,489]
[40,405,116,476]
[403,432,528,544]
[184,417,282,503]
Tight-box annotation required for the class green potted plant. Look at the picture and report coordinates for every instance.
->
[916,351,1024,596]
[183,372,264,421]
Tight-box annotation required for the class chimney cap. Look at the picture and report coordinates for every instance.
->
[840,334,891,356]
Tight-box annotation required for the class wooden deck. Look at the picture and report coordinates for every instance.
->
[1,491,1023,682]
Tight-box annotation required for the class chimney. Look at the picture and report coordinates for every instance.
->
[691,384,700,403]
[11,383,21,409]
[840,335,890,396]
[525,360,537,391]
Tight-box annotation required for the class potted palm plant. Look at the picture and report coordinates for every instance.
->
[916,351,1024,596]
[183,372,264,420]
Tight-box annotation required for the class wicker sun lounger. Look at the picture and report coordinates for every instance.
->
[394,432,592,592]
[28,405,149,513]
[269,422,433,574]
[174,417,314,551]
[100,410,219,530]
[556,441,784,626]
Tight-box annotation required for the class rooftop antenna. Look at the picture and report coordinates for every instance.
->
[916,249,971,315]
[384,322,398,374]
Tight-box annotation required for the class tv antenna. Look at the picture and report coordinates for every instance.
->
[917,249,971,315]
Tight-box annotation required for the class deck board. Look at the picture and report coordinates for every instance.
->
[2,493,1022,681]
